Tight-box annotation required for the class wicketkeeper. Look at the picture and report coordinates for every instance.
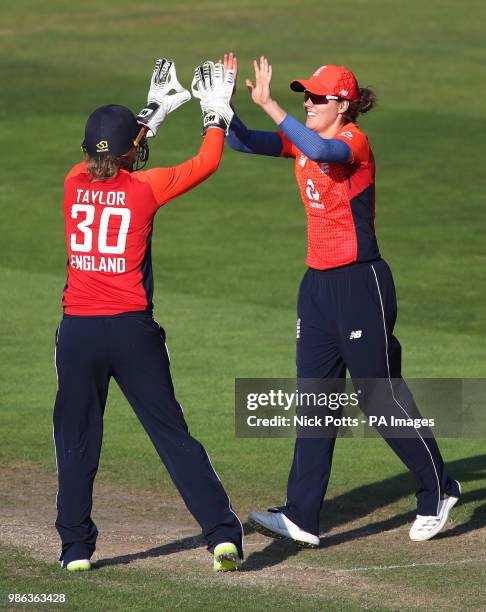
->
[53,55,243,572]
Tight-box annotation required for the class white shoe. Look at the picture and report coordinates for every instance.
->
[409,482,461,542]
[249,511,320,548]
[65,559,91,571]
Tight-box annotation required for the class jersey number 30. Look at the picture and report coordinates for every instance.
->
[70,204,131,254]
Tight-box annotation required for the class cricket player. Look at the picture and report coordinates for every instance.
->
[53,57,242,572]
[225,55,461,545]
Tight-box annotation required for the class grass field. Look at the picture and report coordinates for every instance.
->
[1,0,486,609]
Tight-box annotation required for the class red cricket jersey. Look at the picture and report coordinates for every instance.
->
[62,128,224,315]
[280,122,379,270]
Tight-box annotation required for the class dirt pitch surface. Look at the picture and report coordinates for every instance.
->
[2,462,486,610]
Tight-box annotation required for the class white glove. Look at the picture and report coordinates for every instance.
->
[136,58,191,137]
[191,61,235,134]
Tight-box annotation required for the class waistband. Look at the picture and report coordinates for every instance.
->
[307,258,382,276]
[63,310,153,320]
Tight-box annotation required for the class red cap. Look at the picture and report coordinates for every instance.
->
[290,64,360,101]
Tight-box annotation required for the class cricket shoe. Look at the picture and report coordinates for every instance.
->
[409,481,461,542]
[249,511,320,548]
[64,559,92,572]
[213,542,242,572]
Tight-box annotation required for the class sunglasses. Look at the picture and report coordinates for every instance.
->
[304,92,341,104]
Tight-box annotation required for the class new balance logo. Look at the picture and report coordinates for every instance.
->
[349,330,362,339]
[299,154,307,167]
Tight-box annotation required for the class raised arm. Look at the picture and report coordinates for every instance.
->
[246,56,351,163]
[135,57,235,206]
[227,114,283,156]
[279,114,351,163]
[218,53,282,157]
[134,127,224,206]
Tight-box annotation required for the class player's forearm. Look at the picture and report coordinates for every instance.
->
[279,115,351,163]
[141,128,225,205]
[258,98,287,126]
[227,114,283,156]
[195,127,225,174]
[166,128,225,196]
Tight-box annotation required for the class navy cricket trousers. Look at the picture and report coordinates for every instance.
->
[53,312,243,565]
[283,259,459,536]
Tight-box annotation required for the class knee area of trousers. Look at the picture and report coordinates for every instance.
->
[59,444,98,464]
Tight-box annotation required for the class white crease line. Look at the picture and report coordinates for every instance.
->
[296,558,486,573]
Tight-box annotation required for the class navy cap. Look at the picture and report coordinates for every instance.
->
[83,104,140,157]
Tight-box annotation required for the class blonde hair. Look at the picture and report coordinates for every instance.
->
[86,148,136,181]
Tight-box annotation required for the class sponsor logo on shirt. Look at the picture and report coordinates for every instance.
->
[305,179,320,202]
[339,131,353,140]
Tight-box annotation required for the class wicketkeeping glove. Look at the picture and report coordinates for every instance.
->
[136,58,191,137]
[191,61,235,134]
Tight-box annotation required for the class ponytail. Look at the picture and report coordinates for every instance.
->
[86,148,136,182]
[343,87,377,124]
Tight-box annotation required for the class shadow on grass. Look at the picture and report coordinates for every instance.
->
[96,522,259,570]
[96,453,486,570]
[243,453,486,571]
[95,533,207,569]
[317,453,486,534]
